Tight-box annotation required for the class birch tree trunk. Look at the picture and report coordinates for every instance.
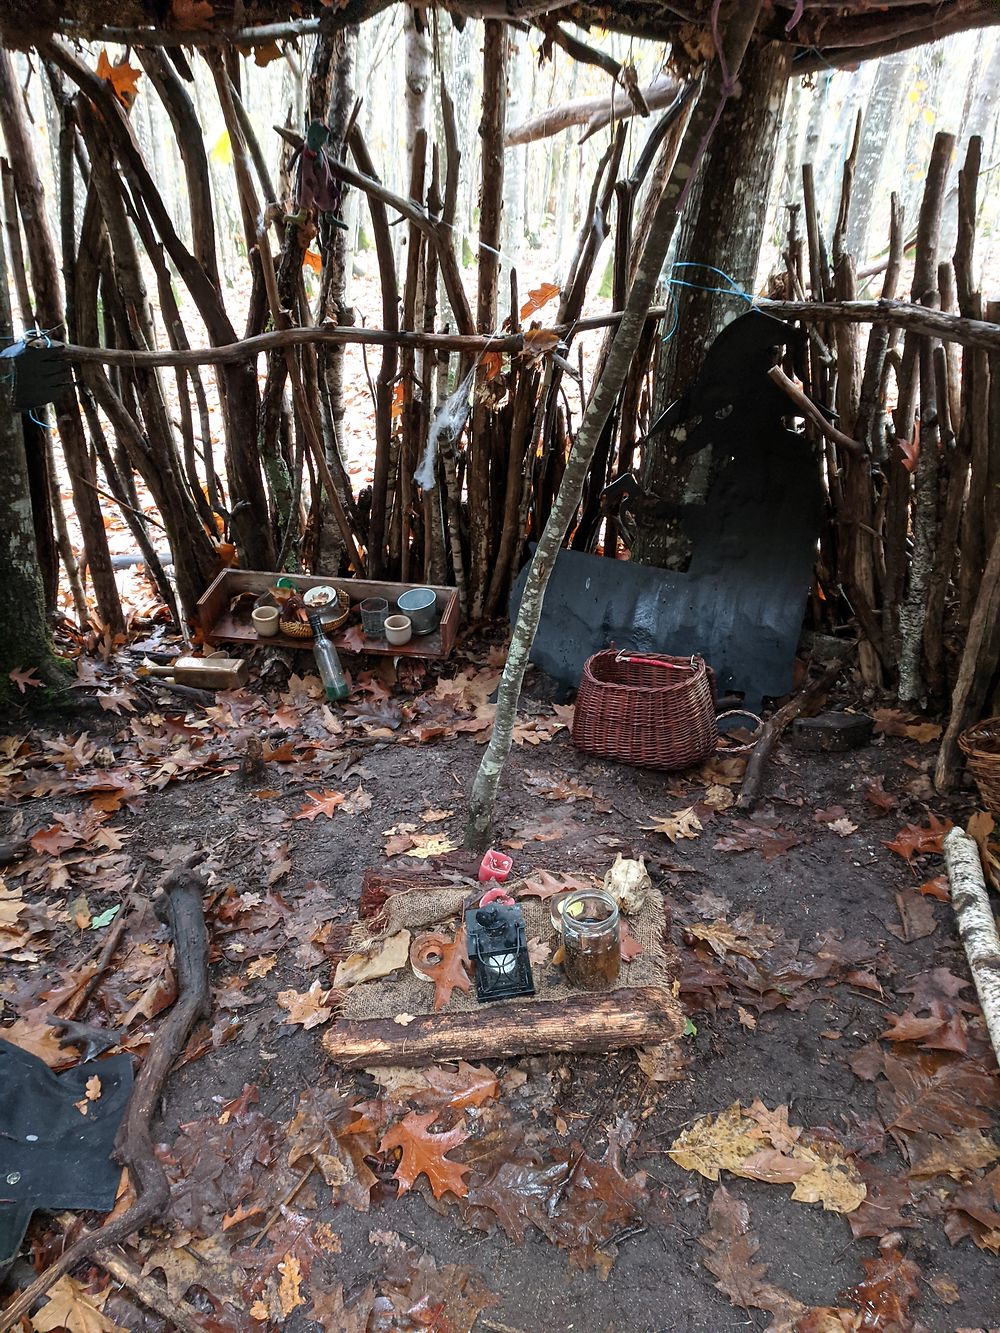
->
[403,9,432,176]
[465,0,766,852]
[845,51,909,263]
[501,25,528,285]
[944,827,1000,1065]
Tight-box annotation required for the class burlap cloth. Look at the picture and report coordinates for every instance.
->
[338,886,672,1022]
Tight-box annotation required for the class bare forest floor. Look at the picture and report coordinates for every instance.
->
[2,638,999,1333]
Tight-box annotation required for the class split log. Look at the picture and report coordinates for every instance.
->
[322,986,684,1068]
[0,854,210,1331]
[944,827,1000,1066]
[737,646,857,812]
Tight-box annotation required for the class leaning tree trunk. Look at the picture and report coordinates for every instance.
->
[633,38,790,571]
[465,0,766,851]
[0,211,64,695]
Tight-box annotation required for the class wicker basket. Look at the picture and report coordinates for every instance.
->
[572,650,720,771]
[277,590,350,640]
[959,716,1000,816]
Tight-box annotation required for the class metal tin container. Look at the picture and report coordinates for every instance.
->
[397,587,439,636]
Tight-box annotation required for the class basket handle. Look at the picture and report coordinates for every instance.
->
[715,708,763,755]
[614,650,701,672]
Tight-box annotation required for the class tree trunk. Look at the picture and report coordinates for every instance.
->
[501,25,528,284]
[315,27,358,574]
[0,49,124,634]
[468,19,506,618]
[403,8,432,170]
[845,51,909,263]
[0,204,63,693]
[634,38,790,571]
[465,0,766,852]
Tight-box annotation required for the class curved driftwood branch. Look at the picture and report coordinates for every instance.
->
[0,855,211,1332]
[736,645,857,812]
[944,827,1000,1065]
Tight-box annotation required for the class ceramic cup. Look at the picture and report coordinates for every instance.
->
[252,606,280,638]
[384,614,413,646]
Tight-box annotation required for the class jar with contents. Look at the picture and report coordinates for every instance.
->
[560,888,621,991]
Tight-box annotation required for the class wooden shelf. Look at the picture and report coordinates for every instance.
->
[197,570,460,660]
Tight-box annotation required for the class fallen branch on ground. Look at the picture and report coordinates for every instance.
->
[737,645,857,812]
[944,827,1000,1065]
[0,853,211,1331]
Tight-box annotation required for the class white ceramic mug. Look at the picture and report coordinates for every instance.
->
[252,606,280,638]
[384,614,412,646]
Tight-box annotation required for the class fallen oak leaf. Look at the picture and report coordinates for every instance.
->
[871,708,942,742]
[863,775,898,813]
[293,789,346,821]
[410,926,472,1011]
[401,831,459,859]
[884,814,953,861]
[30,1276,118,1333]
[8,665,44,693]
[519,281,560,320]
[277,981,333,1029]
[839,1238,921,1328]
[917,875,949,900]
[887,889,938,942]
[379,1110,470,1199]
[527,937,551,967]
[640,806,702,842]
[95,49,142,105]
[713,819,802,860]
[30,822,78,856]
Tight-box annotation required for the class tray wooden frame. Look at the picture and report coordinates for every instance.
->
[197,569,459,659]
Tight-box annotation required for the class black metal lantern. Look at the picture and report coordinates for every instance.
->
[464,901,535,1003]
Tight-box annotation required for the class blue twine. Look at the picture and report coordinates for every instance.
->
[660,261,757,344]
[28,409,53,430]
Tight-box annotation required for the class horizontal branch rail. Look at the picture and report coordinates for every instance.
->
[755,297,1000,351]
[55,298,1000,369]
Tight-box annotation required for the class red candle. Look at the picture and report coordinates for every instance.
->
[478,849,513,884]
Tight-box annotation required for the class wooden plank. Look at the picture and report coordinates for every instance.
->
[196,570,459,659]
[322,985,684,1067]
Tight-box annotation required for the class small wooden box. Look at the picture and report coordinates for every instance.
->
[196,570,460,660]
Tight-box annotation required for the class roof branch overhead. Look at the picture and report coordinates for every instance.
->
[3,0,999,64]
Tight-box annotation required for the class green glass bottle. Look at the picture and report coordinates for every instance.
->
[308,612,349,701]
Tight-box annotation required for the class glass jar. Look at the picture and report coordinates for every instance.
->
[560,889,621,991]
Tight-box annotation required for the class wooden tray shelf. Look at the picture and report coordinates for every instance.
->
[197,569,460,660]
